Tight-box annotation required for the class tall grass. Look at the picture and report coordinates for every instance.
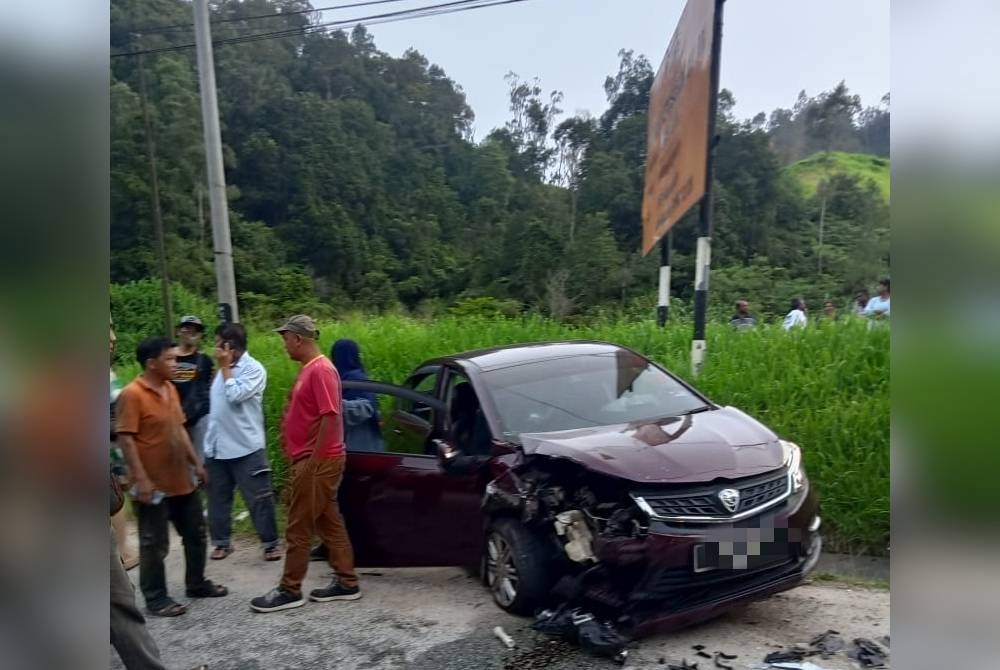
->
[118,315,889,555]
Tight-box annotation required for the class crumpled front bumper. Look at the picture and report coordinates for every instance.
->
[588,485,821,638]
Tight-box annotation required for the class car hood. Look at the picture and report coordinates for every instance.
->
[517,406,783,484]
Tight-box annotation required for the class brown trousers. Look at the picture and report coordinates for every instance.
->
[280,455,358,596]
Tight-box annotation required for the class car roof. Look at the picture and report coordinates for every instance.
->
[428,341,630,372]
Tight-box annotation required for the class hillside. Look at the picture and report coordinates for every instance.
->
[785,151,890,201]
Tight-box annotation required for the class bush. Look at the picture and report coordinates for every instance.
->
[110,280,215,365]
[448,296,523,319]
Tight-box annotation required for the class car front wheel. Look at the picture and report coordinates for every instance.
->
[484,518,552,615]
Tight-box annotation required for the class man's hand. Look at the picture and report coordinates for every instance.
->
[133,474,155,505]
[215,343,234,369]
[195,463,208,486]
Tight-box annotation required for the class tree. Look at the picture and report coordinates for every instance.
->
[553,115,595,239]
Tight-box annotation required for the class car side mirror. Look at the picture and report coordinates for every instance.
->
[433,438,462,467]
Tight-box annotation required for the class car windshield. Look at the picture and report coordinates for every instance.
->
[481,352,709,439]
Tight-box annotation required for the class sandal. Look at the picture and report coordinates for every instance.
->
[210,546,234,560]
[186,581,229,598]
[122,555,139,571]
[147,600,187,617]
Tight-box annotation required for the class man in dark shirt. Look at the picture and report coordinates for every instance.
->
[729,300,756,329]
[173,315,214,461]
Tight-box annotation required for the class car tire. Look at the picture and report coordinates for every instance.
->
[484,517,553,616]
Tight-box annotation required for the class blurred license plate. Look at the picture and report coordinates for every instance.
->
[693,541,787,572]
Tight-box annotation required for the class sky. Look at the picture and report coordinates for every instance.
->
[323,0,890,140]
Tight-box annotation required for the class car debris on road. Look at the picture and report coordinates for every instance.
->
[847,637,889,667]
[493,626,516,649]
[760,630,888,669]
[532,606,629,664]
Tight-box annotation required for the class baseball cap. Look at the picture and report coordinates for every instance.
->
[273,314,319,339]
[177,315,205,331]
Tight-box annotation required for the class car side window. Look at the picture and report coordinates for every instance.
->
[398,368,439,420]
[444,370,492,455]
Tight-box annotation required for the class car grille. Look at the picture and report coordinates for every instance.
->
[632,468,790,521]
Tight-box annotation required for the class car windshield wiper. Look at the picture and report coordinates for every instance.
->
[675,405,714,417]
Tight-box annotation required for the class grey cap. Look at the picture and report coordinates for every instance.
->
[177,315,204,331]
[274,314,319,339]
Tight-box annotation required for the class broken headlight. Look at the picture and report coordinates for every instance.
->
[781,440,806,493]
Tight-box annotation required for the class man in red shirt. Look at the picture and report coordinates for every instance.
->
[251,315,360,612]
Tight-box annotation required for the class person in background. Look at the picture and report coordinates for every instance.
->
[864,278,891,322]
[854,290,870,317]
[116,337,228,617]
[729,300,756,329]
[204,322,282,562]
[110,319,139,570]
[783,298,808,331]
[251,315,360,612]
[822,300,839,321]
[172,315,214,461]
[332,339,385,453]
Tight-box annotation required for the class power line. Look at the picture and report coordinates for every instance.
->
[135,0,415,35]
[115,0,527,58]
[124,0,527,49]
[218,0,518,46]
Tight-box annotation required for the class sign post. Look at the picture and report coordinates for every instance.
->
[641,0,725,375]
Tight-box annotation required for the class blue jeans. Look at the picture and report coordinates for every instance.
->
[205,449,279,550]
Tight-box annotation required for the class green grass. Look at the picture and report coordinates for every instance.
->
[117,315,889,556]
[785,151,890,201]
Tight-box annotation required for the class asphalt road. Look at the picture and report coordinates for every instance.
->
[111,534,889,670]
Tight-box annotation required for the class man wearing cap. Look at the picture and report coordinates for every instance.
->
[251,315,360,612]
[173,316,214,461]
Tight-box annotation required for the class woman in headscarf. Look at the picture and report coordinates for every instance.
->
[332,339,385,453]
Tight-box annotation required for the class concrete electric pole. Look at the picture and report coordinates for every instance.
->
[192,0,239,323]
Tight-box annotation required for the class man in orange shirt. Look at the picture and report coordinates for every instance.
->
[116,337,228,617]
[251,315,360,612]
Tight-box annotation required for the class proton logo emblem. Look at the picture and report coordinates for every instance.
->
[718,488,740,513]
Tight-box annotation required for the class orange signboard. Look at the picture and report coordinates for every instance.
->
[641,0,716,255]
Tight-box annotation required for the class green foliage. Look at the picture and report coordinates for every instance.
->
[111,0,889,320]
[786,151,890,201]
[110,280,215,365]
[448,296,523,319]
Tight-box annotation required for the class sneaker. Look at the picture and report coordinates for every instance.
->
[263,545,283,562]
[250,587,304,613]
[309,544,328,561]
[309,579,361,602]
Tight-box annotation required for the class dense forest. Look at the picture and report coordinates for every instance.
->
[110,0,890,323]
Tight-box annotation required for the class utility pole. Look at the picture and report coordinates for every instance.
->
[136,48,174,338]
[690,0,725,377]
[193,0,239,323]
[817,180,827,275]
[657,232,672,327]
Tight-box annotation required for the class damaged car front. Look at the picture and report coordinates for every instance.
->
[474,344,821,639]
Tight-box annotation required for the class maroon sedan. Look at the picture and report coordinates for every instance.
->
[339,342,821,637]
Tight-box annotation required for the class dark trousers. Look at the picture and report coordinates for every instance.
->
[110,525,166,670]
[205,449,279,550]
[280,456,358,597]
[135,491,208,609]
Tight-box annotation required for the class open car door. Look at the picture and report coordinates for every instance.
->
[339,380,486,568]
